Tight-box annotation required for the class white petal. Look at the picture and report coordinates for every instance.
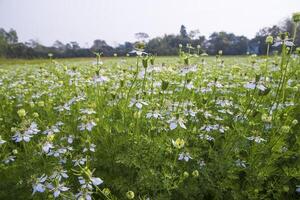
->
[91,177,103,186]
[170,122,177,130]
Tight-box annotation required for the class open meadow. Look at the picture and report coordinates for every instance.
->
[0,51,300,199]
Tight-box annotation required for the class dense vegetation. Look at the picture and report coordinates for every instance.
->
[0,17,299,58]
[1,12,300,200]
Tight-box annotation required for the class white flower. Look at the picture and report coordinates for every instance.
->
[25,122,40,135]
[178,152,192,162]
[12,131,32,142]
[80,108,96,115]
[50,170,68,181]
[247,136,266,143]
[67,135,74,144]
[47,183,69,198]
[244,82,256,89]
[93,75,109,84]
[235,159,247,168]
[129,98,148,109]
[78,121,96,132]
[168,117,186,130]
[3,155,16,164]
[199,134,215,141]
[73,158,87,166]
[90,177,103,186]
[76,190,93,200]
[32,174,47,195]
[198,160,206,168]
[146,110,163,119]
[0,136,6,145]
[42,142,54,153]
[83,144,96,153]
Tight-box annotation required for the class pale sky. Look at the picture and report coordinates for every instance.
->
[0,0,299,47]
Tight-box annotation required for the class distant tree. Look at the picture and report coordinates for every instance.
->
[53,40,66,51]
[180,25,188,38]
[189,29,200,40]
[207,32,248,55]
[70,41,80,50]
[91,40,108,50]
[134,32,149,41]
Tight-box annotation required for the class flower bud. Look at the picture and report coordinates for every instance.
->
[183,171,189,178]
[292,119,298,126]
[126,191,135,199]
[293,12,300,23]
[192,170,199,177]
[102,188,111,196]
[33,112,39,118]
[17,109,26,118]
[38,101,45,107]
[281,125,290,134]
[142,57,148,68]
[265,35,273,44]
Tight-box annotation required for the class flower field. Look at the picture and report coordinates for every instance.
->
[0,44,300,199]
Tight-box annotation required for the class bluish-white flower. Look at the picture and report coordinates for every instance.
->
[178,152,192,162]
[83,143,96,153]
[73,158,87,166]
[199,134,215,141]
[32,174,47,195]
[247,136,266,143]
[129,98,148,109]
[146,110,163,119]
[12,131,32,142]
[47,183,69,198]
[50,170,68,181]
[90,177,103,186]
[235,159,247,168]
[3,155,16,164]
[42,142,54,153]
[168,117,186,130]
[80,108,96,115]
[78,121,96,132]
[0,136,6,145]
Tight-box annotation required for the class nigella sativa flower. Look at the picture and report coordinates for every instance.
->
[78,121,96,132]
[199,134,215,141]
[129,98,148,109]
[247,136,266,143]
[178,152,192,162]
[32,174,48,195]
[168,117,186,130]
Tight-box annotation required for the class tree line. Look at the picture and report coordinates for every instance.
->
[0,17,299,59]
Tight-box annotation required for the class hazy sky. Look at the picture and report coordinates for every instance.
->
[0,0,299,47]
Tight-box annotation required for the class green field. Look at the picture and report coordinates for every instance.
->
[0,53,300,200]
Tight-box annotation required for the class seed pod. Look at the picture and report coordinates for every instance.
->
[293,12,300,23]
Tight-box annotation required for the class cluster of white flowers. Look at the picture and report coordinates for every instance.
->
[32,172,70,198]
[12,122,40,143]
